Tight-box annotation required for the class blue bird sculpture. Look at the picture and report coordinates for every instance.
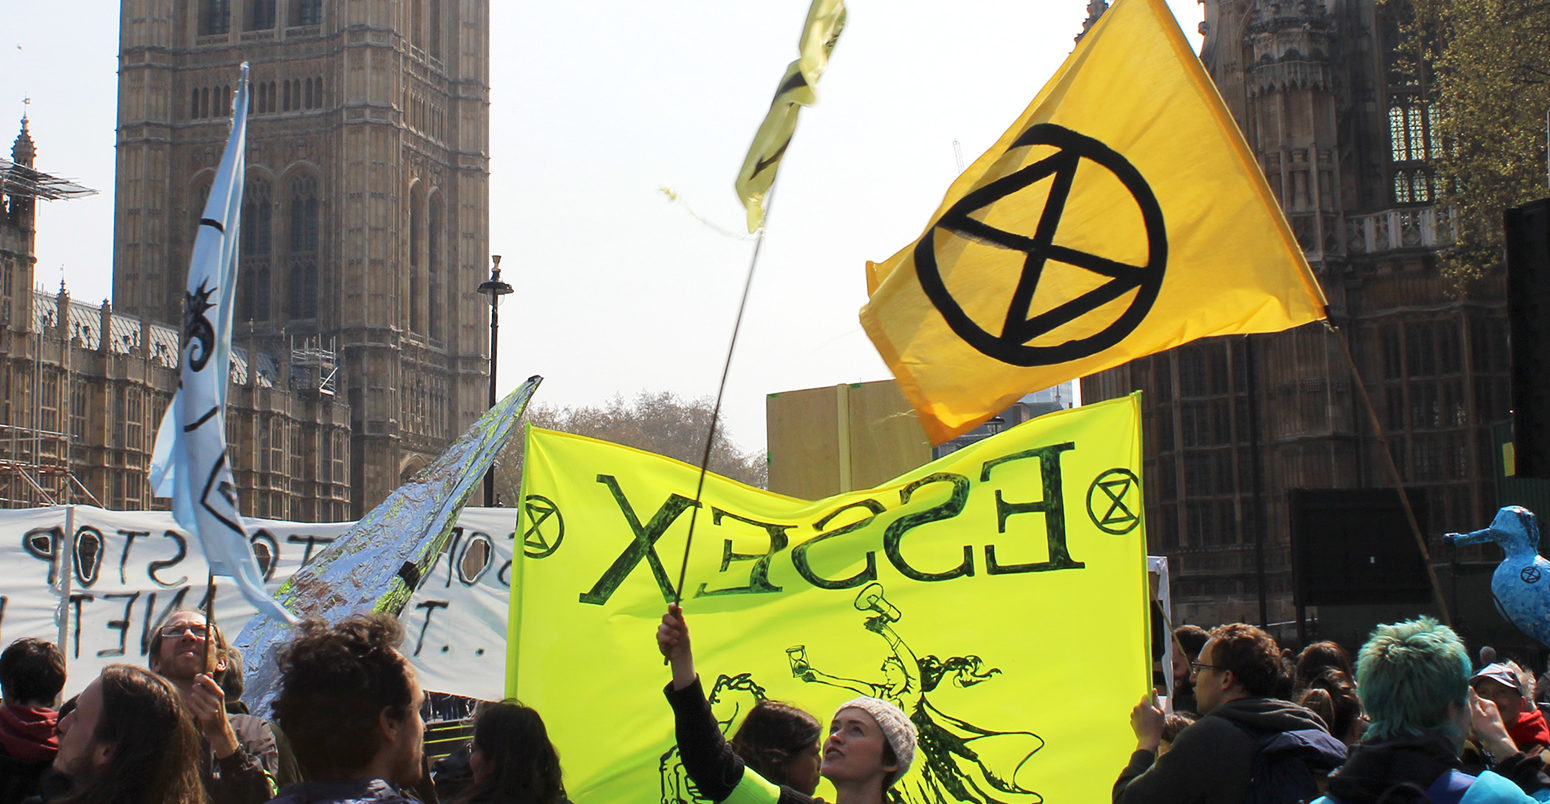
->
[1445,506,1550,646]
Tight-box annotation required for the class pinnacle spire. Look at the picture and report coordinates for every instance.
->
[12,112,35,166]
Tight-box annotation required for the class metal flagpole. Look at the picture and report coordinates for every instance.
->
[671,184,777,605]
[56,505,74,665]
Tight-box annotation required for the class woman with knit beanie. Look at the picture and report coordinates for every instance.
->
[658,604,918,804]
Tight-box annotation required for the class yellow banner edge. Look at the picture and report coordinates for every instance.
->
[505,420,533,700]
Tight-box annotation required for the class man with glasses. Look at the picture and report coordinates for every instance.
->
[147,608,287,803]
[1113,623,1346,803]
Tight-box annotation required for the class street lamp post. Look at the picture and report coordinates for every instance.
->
[477,255,512,506]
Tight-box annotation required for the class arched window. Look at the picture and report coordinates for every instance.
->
[428,193,443,341]
[293,0,321,26]
[248,0,276,30]
[1388,106,1407,161]
[282,81,291,111]
[412,0,424,48]
[191,179,213,226]
[241,177,273,321]
[1387,101,1436,205]
[189,177,214,293]
[202,0,231,35]
[429,0,441,58]
[313,76,323,108]
[201,87,211,119]
[409,186,424,334]
[191,87,201,119]
[288,174,320,320]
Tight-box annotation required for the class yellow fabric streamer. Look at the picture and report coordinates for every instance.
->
[734,0,846,232]
[508,394,1148,804]
[859,0,1327,444]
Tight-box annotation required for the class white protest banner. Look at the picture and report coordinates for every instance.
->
[0,506,517,700]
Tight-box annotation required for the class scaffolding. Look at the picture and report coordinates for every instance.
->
[0,422,101,508]
[0,301,103,509]
[1,140,108,509]
[0,157,97,202]
[290,335,339,397]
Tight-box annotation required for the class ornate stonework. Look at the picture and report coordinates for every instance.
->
[1083,0,1507,631]
[2,119,352,517]
[112,0,491,514]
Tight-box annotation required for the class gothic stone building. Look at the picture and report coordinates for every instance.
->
[2,120,353,518]
[1082,0,1510,631]
[114,0,492,514]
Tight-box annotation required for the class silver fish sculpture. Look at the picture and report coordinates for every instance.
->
[235,375,543,712]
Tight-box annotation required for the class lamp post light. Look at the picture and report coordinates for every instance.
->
[477,255,512,506]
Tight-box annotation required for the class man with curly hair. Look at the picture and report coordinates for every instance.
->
[268,613,428,804]
[1114,622,1346,803]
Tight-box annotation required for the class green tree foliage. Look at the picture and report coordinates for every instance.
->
[1402,0,1550,284]
[491,391,768,505]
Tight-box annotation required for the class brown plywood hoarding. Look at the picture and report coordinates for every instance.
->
[766,381,931,499]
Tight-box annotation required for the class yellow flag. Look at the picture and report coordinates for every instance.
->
[859,0,1326,444]
[735,0,846,232]
[509,394,1148,804]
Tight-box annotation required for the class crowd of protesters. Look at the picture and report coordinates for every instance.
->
[0,612,569,804]
[1116,619,1550,803]
[7,609,1550,804]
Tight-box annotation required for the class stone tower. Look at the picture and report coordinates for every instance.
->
[113,0,492,514]
[2,118,37,332]
[1084,0,1509,631]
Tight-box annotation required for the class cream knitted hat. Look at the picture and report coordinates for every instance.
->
[836,697,917,786]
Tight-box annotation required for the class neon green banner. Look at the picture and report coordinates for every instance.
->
[510,393,1148,804]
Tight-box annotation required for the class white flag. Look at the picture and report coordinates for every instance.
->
[149,64,294,624]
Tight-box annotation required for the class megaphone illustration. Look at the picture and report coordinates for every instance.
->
[854,582,901,622]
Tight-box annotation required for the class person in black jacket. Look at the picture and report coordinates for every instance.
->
[1114,622,1346,804]
[657,604,916,804]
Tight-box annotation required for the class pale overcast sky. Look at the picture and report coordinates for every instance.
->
[3,1,1206,455]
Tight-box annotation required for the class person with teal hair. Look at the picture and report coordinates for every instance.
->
[1314,617,1542,803]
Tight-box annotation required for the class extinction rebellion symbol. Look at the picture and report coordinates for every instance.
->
[1087,468,1141,535]
[914,123,1167,366]
[522,494,564,559]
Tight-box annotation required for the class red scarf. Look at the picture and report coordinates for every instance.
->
[0,705,57,762]
[1508,707,1550,752]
